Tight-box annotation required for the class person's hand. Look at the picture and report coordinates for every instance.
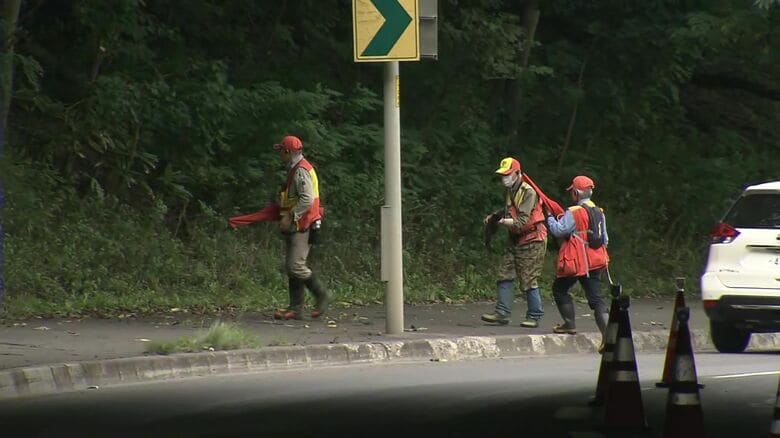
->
[279,212,292,231]
[542,204,553,219]
[484,214,494,225]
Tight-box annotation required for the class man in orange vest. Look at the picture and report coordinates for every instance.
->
[272,135,332,320]
[481,157,547,328]
[545,175,609,338]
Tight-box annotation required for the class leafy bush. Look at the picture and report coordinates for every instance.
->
[1,1,778,316]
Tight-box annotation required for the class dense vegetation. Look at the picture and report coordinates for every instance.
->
[1,0,778,316]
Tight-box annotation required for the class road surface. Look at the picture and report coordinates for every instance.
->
[1,351,778,437]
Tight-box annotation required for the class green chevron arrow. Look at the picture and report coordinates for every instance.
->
[361,0,412,57]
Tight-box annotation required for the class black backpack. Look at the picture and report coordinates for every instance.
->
[582,205,605,249]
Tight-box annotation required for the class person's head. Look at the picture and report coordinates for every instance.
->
[494,157,522,188]
[567,175,595,201]
[274,135,303,163]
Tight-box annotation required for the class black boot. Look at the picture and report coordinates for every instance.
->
[289,277,305,311]
[595,312,609,336]
[553,300,577,334]
[305,274,332,318]
[274,277,304,320]
[595,311,610,353]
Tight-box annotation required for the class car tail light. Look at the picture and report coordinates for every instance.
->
[710,222,740,244]
[703,300,718,310]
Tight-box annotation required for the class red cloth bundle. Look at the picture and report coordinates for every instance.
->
[523,174,565,218]
[228,203,281,229]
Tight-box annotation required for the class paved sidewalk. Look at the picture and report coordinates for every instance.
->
[0,297,715,370]
[3,296,780,399]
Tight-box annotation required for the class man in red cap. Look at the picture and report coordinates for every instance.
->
[272,135,331,320]
[480,157,547,328]
[545,175,610,342]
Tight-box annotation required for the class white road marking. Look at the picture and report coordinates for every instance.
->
[711,371,780,379]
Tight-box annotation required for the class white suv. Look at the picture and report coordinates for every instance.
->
[701,180,780,353]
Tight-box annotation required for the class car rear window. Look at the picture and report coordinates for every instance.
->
[724,193,780,229]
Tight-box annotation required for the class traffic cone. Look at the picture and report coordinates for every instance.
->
[589,283,622,406]
[663,307,705,438]
[603,295,648,430]
[656,277,687,388]
[770,376,780,436]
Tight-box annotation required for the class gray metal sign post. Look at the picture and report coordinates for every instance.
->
[383,61,404,334]
[354,0,436,335]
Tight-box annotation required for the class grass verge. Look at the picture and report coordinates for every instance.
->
[1,159,708,319]
[145,321,261,355]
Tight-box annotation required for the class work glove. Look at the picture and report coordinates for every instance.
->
[542,204,552,219]
[279,211,293,232]
[484,213,502,249]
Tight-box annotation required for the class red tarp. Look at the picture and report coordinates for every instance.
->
[523,174,565,218]
[228,175,564,229]
[228,203,281,229]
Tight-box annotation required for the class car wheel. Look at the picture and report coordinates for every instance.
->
[710,321,751,353]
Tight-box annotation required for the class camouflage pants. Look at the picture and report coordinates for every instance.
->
[497,240,546,291]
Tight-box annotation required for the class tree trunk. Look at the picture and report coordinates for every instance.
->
[557,59,587,173]
[2,0,22,130]
[520,0,540,68]
[507,0,540,144]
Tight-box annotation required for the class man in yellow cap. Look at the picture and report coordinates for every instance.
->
[481,157,547,327]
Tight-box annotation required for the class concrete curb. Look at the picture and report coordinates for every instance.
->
[2,329,778,400]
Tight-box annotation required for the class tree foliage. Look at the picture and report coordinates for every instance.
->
[1,0,778,313]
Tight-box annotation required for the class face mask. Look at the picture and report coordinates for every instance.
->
[501,174,516,188]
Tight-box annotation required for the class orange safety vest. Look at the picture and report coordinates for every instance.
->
[279,158,322,232]
[555,203,609,278]
[507,182,548,245]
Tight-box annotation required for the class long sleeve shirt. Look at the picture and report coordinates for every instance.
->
[506,181,538,233]
[491,181,538,232]
[287,155,314,222]
[546,198,609,245]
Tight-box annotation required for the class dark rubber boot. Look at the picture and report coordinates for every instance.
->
[305,275,332,318]
[553,300,577,334]
[274,277,305,320]
[595,312,609,353]
[595,312,609,335]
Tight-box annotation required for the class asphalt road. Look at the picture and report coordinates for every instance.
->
[1,352,778,437]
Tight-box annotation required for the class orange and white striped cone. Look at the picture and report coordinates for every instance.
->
[770,375,780,436]
[663,307,705,438]
[603,295,648,430]
[657,277,687,388]
[589,284,622,406]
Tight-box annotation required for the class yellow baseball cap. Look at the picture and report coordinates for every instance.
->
[495,157,521,175]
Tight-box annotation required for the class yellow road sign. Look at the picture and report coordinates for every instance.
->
[353,0,419,62]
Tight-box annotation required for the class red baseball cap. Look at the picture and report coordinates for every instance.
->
[567,175,595,191]
[274,135,303,152]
